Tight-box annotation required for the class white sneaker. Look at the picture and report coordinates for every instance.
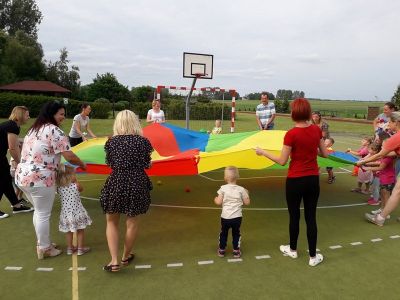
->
[370,209,390,219]
[309,253,324,267]
[371,208,382,215]
[279,245,298,258]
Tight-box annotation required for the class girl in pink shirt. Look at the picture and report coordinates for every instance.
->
[347,137,373,194]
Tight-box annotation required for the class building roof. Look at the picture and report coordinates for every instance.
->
[0,81,70,93]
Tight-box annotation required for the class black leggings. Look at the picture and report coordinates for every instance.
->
[285,176,320,257]
[0,161,19,206]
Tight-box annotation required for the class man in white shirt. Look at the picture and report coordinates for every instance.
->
[256,92,276,130]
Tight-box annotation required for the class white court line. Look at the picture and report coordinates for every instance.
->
[135,265,152,269]
[4,266,22,271]
[371,238,383,242]
[227,258,242,263]
[255,255,271,260]
[81,196,367,210]
[36,267,53,272]
[329,245,342,249]
[198,260,214,265]
[199,171,351,182]
[390,235,400,239]
[68,267,86,271]
[339,167,353,173]
[350,242,363,246]
[167,263,183,268]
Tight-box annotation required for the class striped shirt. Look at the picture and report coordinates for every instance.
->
[256,103,276,126]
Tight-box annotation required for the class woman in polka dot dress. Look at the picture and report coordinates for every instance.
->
[100,110,153,272]
[56,163,92,256]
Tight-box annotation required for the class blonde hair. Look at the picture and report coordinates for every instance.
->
[224,166,239,182]
[390,111,400,123]
[113,110,143,136]
[56,163,75,187]
[152,99,161,107]
[9,106,28,122]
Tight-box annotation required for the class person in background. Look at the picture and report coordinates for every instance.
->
[324,137,335,184]
[373,102,396,136]
[146,99,165,123]
[68,103,97,147]
[100,110,153,272]
[0,106,33,219]
[210,119,222,134]
[255,98,329,267]
[256,92,276,130]
[16,101,86,259]
[311,111,329,140]
[10,139,28,205]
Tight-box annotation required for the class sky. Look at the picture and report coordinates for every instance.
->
[36,0,400,100]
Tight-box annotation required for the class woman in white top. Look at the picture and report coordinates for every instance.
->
[69,103,97,146]
[146,100,165,123]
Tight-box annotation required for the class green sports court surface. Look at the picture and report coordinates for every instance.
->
[1,135,400,299]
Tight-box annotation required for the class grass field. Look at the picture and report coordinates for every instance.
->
[1,111,398,299]
[215,99,385,118]
[2,167,400,299]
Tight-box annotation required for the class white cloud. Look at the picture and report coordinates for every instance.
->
[35,0,400,99]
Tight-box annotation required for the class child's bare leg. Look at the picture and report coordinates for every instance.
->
[364,182,370,193]
[66,232,74,249]
[77,229,85,248]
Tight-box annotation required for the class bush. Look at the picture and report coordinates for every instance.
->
[0,92,64,118]
[94,98,110,104]
[0,92,111,119]
[91,102,112,119]
[163,100,230,120]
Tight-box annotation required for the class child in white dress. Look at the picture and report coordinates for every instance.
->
[56,163,92,255]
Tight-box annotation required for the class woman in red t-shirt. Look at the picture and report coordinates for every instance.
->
[255,98,329,267]
[358,111,400,226]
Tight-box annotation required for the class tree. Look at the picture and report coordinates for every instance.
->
[245,92,274,100]
[392,84,400,106]
[45,47,81,98]
[131,86,155,102]
[87,73,132,112]
[0,0,43,38]
[0,29,45,84]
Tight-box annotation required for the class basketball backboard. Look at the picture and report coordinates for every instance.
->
[183,52,213,79]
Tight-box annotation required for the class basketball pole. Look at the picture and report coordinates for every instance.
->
[185,76,198,129]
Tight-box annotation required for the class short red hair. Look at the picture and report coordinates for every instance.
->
[290,98,311,121]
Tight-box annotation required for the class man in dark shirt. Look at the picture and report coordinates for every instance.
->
[0,106,34,219]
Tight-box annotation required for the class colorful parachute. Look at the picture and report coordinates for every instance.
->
[71,123,358,176]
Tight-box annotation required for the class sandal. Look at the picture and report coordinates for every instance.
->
[328,176,336,184]
[121,253,135,266]
[103,264,120,272]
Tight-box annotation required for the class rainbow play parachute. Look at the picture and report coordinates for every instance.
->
[71,123,358,176]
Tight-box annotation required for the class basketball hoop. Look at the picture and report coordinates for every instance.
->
[194,73,207,78]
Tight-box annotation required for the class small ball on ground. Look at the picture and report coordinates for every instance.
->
[185,186,191,192]
[157,180,162,185]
